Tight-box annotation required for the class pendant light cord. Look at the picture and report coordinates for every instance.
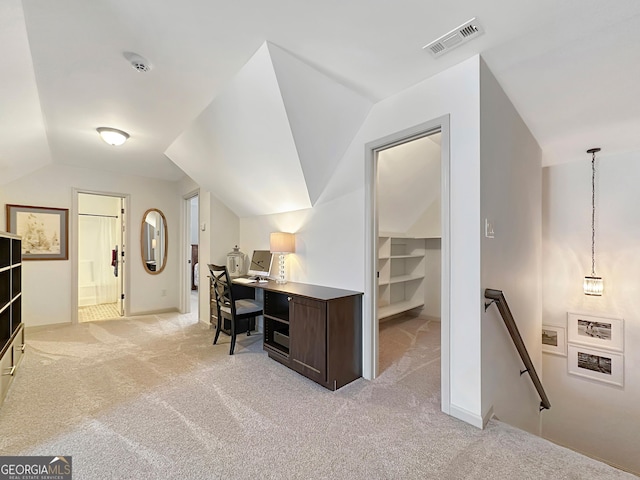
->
[591,151,596,276]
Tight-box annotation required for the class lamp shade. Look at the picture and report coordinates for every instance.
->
[270,232,295,253]
[97,127,129,146]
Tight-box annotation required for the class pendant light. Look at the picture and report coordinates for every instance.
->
[584,147,603,296]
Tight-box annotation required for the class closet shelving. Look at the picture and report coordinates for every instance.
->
[378,233,427,319]
[0,232,24,408]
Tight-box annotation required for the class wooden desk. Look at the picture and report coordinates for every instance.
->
[233,279,363,391]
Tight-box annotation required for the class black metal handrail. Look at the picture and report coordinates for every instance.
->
[484,289,551,411]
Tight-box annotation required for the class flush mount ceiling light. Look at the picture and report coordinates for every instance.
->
[584,147,603,296]
[97,127,130,146]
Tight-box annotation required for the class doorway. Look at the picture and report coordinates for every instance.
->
[76,192,126,322]
[184,193,199,316]
[365,115,451,413]
[376,132,442,373]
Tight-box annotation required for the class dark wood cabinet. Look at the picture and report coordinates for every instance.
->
[0,232,23,408]
[260,282,362,391]
[289,296,326,384]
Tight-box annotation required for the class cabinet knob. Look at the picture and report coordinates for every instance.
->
[287,297,291,301]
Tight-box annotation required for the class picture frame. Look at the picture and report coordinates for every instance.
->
[567,312,623,352]
[542,325,566,356]
[567,344,624,387]
[5,204,69,261]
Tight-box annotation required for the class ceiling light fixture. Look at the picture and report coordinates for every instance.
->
[584,147,603,296]
[97,127,130,146]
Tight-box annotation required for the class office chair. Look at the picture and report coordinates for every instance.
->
[208,263,262,355]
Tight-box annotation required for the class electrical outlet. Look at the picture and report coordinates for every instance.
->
[161,289,167,297]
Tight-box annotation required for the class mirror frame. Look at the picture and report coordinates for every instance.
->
[140,208,168,275]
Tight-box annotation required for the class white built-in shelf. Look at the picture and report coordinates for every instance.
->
[379,274,425,286]
[377,235,427,320]
[379,299,425,319]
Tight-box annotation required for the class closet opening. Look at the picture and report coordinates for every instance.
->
[377,132,442,373]
[76,192,127,322]
[365,115,450,413]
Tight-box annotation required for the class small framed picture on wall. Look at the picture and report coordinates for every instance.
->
[542,325,566,356]
[5,204,69,261]
[567,312,624,352]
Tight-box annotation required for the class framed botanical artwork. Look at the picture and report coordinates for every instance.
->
[567,312,623,352]
[567,344,624,387]
[6,204,69,260]
[542,325,566,356]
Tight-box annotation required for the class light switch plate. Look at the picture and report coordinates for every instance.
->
[485,218,495,238]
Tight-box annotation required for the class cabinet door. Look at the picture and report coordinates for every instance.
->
[289,296,326,384]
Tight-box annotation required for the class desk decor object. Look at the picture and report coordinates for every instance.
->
[5,204,68,260]
[270,232,295,284]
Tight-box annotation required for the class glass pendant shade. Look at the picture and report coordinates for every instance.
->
[584,276,603,296]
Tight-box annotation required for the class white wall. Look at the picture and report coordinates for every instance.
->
[0,164,182,326]
[240,56,483,424]
[541,151,640,475]
[479,59,543,433]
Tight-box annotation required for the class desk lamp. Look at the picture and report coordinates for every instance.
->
[270,232,295,284]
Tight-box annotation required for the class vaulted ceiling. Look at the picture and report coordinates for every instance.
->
[2,0,640,207]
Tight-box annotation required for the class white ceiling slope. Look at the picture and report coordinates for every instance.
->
[0,0,51,185]
[166,42,372,217]
[166,43,312,218]
[268,43,373,204]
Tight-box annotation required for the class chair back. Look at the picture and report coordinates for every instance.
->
[208,263,236,318]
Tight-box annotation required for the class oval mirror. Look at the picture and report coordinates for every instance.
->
[141,208,167,274]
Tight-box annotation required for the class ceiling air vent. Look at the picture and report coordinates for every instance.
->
[423,18,484,58]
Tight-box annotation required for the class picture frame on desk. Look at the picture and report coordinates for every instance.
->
[5,204,69,260]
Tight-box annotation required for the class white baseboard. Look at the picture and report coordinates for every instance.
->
[449,404,485,429]
[482,405,494,428]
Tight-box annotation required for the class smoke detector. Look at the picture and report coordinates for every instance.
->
[423,18,484,58]
[123,52,152,72]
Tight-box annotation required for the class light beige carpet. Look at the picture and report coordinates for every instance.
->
[0,312,634,479]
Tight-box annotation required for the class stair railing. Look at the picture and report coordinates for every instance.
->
[484,288,551,411]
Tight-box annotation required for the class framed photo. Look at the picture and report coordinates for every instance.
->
[6,204,69,261]
[568,344,624,387]
[567,312,623,352]
[542,325,566,356]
